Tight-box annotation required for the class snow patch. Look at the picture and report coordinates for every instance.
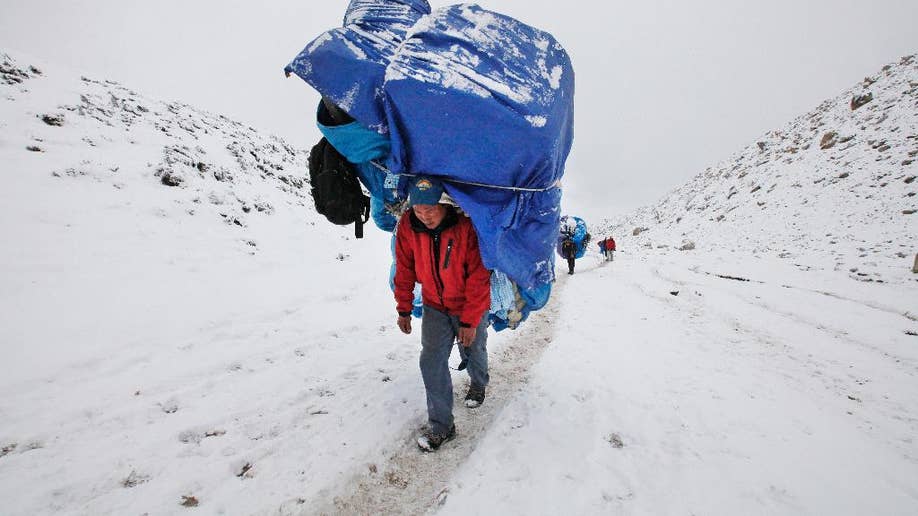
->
[526,115,547,128]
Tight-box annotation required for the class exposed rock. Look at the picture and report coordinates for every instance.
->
[40,113,64,126]
[913,254,918,274]
[850,93,873,110]
[236,462,254,479]
[632,227,648,236]
[253,201,274,214]
[0,443,16,458]
[212,167,233,182]
[160,171,184,187]
[1,56,36,84]
[678,240,696,251]
[820,131,838,150]
[606,433,625,448]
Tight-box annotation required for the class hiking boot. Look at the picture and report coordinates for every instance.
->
[417,424,456,452]
[464,385,486,408]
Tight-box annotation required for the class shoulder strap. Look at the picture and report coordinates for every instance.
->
[354,196,370,238]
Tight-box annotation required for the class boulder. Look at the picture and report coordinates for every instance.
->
[40,114,64,126]
[819,131,838,150]
[850,93,873,110]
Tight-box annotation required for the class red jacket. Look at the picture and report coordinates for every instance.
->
[605,238,616,251]
[394,208,491,327]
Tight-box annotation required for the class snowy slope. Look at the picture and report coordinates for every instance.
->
[0,50,318,387]
[3,48,918,516]
[600,54,917,286]
[0,50,434,515]
[441,252,918,515]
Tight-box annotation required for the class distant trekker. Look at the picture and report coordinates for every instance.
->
[604,237,616,261]
[561,238,577,274]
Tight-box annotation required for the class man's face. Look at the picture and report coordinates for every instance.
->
[412,204,447,229]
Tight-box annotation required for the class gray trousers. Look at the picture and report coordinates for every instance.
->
[420,305,489,434]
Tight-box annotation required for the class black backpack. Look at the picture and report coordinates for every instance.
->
[308,137,370,238]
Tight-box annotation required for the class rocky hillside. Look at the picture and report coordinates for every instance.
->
[1,50,311,243]
[603,54,917,285]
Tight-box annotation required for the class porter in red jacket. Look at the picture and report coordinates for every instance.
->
[394,208,491,327]
[394,177,491,452]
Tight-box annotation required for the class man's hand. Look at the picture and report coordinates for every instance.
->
[458,326,477,347]
[397,315,412,335]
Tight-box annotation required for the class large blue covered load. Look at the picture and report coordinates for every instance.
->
[557,215,590,259]
[384,4,574,290]
[284,0,432,134]
[285,0,575,321]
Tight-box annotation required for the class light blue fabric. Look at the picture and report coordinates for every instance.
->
[489,270,515,323]
[317,114,391,196]
[316,106,391,164]
[370,196,398,232]
[491,281,552,332]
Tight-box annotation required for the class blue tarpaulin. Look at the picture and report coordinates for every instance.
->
[557,215,589,259]
[285,0,574,318]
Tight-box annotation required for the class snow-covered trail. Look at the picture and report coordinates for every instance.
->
[3,246,917,515]
[319,284,563,515]
[438,252,918,515]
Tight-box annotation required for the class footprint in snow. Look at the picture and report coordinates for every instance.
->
[160,399,179,414]
[121,470,151,488]
[571,390,594,403]
[1,443,17,458]
[178,428,226,444]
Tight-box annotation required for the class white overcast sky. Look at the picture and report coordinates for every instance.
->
[2,0,916,220]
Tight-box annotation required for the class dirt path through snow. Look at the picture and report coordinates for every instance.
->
[315,280,566,515]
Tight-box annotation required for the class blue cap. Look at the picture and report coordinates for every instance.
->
[408,177,445,206]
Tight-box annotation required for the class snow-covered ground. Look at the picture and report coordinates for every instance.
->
[442,252,918,515]
[2,50,917,515]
